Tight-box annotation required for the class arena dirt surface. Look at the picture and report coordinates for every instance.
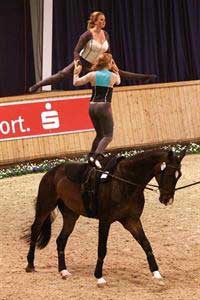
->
[0,154,200,300]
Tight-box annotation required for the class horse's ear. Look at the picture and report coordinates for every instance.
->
[178,149,186,162]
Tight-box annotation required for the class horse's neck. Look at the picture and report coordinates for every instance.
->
[121,155,162,185]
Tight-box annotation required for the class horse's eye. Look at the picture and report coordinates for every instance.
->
[160,162,166,171]
[175,170,179,179]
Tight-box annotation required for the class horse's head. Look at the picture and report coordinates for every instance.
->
[154,149,186,206]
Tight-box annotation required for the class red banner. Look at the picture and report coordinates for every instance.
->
[0,96,94,141]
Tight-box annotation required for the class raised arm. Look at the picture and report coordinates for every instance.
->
[73,73,94,86]
[114,73,121,85]
[73,60,95,86]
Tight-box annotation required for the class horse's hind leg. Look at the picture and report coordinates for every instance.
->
[25,212,50,272]
[25,175,58,272]
[94,220,111,286]
[56,200,79,279]
[120,217,163,280]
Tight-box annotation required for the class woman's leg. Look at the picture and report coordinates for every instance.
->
[29,62,75,93]
[89,104,104,153]
[94,103,113,154]
[29,57,92,93]
[118,69,157,82]
[88,103,113,169]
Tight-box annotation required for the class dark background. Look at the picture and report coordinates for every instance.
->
[1,0,200,96]
[0,0,34,96]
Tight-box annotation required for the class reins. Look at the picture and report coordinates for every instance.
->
[96,169,156,191]
[147,180,200,192]
[175,180,200,191]
[96,169,200,193]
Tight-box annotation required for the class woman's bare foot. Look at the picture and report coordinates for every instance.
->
[28,84,39,93]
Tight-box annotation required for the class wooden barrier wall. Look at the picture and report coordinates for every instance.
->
[0,80,200,165]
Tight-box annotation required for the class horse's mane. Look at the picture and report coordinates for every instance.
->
[125,149,168,164]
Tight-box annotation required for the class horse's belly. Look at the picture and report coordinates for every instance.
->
[57,177,86,215]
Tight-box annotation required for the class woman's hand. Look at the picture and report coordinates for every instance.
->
[110,59,119,74]
[73,60,82,75]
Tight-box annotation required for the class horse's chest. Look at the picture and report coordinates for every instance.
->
[104,195,143,221]
[124,197,143,213]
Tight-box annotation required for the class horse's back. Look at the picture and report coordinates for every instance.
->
[64,162,91,184]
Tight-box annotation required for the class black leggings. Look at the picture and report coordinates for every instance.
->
[89,102,113,154]
[30,58,153,91]
[32,58,91,89]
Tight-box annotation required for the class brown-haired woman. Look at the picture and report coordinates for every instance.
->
[29,11,156,93]
[73,53,120,169]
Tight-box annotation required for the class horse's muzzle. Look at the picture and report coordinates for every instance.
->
[159,194,174,206]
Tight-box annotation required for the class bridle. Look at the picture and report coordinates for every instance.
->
[157,163,181,194]
[96,162,200,193]
[96,162,179,193]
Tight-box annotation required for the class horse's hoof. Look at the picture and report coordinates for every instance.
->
[25,265,36,273]
[157,280,165,286]
[153,271,163,279]
[152,271,165,285]
[97,277,107,287]
[60,269,71,279]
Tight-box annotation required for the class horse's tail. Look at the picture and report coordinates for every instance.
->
[23,165,62,249]
[35,209,57,249]
[23,201,58,250]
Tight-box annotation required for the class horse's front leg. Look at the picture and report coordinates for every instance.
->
[120,217,163,280]
[94,220,111,286]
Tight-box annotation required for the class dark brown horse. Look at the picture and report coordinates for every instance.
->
[24,149,185,285]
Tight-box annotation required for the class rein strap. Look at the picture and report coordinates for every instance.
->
[96,170,200,193]
[96,169,155,191]
[175,180,200,191]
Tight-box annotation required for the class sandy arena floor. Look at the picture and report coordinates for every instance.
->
[0,154,200,300]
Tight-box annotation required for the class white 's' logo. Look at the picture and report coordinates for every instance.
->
[41,103,60,129]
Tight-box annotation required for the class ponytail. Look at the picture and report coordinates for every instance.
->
[91,53,113,71]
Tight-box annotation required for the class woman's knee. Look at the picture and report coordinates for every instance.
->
[95,134,104,141]
[104,134,113,143]
[104,129,113,140]
[58,63,74,79]
[56,70,66,80]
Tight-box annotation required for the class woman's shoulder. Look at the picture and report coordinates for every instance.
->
[80,30,93,39]
[103,30,110,40]
[84,71,96,78]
